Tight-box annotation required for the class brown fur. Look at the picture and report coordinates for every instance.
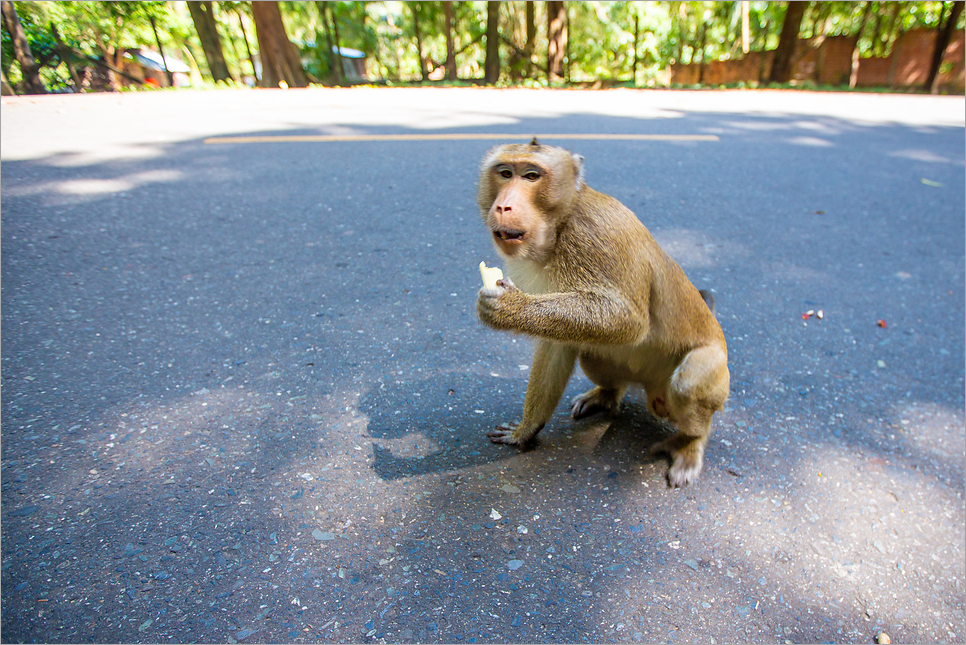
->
[476,140,729,487]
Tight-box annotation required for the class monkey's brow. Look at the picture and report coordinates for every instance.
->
[498,160,547,173]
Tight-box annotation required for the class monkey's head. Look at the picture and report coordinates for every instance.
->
[478,139,585,262]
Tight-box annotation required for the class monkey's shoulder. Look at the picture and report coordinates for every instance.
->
[575,187,638,220]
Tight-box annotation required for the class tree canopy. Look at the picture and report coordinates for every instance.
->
[2,1,963,94]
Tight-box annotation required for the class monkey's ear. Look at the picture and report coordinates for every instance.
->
[529,137,540,147]
[572,153,585,190]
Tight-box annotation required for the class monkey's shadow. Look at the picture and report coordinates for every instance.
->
[562,391,677,470]
[358,371,673,481]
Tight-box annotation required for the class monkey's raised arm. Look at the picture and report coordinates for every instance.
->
[477,285,648,345]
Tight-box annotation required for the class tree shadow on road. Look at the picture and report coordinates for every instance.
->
[2,103,963,643]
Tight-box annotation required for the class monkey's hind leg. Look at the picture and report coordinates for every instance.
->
[570,352,628,420]
[650,428,710,488]
[650,346,729,487]
[570,386,626,419]
[489,340,577,446]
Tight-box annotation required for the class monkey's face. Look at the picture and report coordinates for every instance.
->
[478,143,583,262]
[485,161,550,259]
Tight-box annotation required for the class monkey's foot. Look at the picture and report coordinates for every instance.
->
[650,434,705,488]
[487,422,542,446]
[570,386,622,420]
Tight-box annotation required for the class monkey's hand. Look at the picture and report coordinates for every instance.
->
[477,278,524,331]
[487,421,543,445]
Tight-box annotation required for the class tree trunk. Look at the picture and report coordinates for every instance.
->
[523,1,535,76]
[235,8,258,80]
[444,1,457,80]
[678,2,689,62]
[186,1,233,82]
[1,0,46,94]
[149,15,174,87]
[1,67,15,95]
[411,2,426,81]
[697,21,707,83]
[50,21,82,90]
[330,3,343,83]
[250,1,308,88]
[768,1,808,84]
[316,1,342,85]
[564,5,571,82]
[547,0,567,82]
[926,1,964,93]
[741,1,750,54]
[96,41,121,92]
[223,19,243,81]
[632,12,639,83]
[849,1,873,89]
[484,1,500,84]
[526,2,536,49]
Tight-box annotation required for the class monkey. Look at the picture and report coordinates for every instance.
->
[476,138,729,487]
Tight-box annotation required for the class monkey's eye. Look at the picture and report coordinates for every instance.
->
[499,168,513,179]
[522,170,541,181]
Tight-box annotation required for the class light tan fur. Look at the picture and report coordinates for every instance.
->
[476,139,729,487]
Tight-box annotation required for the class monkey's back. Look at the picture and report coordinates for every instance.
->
[559,187,726,367]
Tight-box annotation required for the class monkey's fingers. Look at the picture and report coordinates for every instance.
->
[496,277,517,291]
[478,285,503,299]
[487,423,523,445]
[477,288,514,331]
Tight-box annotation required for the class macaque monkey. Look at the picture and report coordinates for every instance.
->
[476,138,729,487]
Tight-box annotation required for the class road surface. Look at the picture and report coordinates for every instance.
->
[2,87,964,643]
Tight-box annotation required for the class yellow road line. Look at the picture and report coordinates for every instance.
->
[203,133,719,144]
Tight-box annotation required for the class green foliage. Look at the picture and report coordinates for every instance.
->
[48,1,165,56]
[2,1,960,93]
[3,1,199,91]
[800,1,962,58]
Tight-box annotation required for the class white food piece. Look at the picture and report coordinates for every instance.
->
[479,261,504,289]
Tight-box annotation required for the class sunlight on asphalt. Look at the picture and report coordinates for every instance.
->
[3,88,962,163]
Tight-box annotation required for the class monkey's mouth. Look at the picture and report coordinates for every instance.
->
[492,227,526,243]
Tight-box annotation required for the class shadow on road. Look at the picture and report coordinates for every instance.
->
[2,100,963,643]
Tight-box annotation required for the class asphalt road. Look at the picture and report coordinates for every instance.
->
[2,88,964,644]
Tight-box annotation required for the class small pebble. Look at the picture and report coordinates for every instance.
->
[877,632,891,644]
[8,505,40,518]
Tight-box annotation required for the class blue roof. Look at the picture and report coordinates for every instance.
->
[128,49,191,73]
[333,46,365,59]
